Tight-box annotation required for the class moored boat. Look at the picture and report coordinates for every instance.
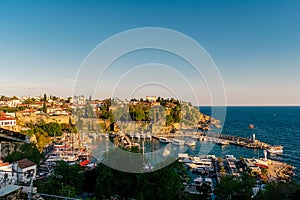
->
[172,139,185,146]
[204,177,213,186]
[216,139,230,145]
[159,137,171,143]
[140,133,146,139]
[193,176,203,186]
[129,132,134,138]
[146,132,152,139]
[146,134,152,139]
[45,156,62,162]
[266,145,283,154]
[186,140,196,147]
[134,132,140,139]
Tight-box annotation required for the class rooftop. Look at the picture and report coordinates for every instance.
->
[17,158,36,169]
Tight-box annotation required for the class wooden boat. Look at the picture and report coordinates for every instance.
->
[266,145,283,154]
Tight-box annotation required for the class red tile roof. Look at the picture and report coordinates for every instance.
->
[0,111,15,121]
[0,117,15,121]
[0,111,6,117]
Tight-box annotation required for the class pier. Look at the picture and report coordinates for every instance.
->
[153,131,274,150]
[209,132,272,149]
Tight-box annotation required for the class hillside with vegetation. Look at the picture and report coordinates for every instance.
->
[74,97,220,134]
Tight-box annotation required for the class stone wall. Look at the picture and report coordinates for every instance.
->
[16,114,71,126]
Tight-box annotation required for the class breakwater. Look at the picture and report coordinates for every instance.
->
[206,132,272,149]
[153,131,274,150]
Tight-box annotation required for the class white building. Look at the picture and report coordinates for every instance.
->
[7,99,21,108]
[0,163,17,185]
[146,96,157,102]
[12,158,37,183]
[73,95,86,106]
[0,112,16,127]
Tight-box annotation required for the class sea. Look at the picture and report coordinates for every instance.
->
[198,106,300,182]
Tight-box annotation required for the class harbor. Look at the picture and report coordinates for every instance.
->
[0,128,296,199]
[110,130,285,156]
[179,153,296,197]
[37,129,296,182]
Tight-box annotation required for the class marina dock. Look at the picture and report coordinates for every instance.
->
[153,131,275,151]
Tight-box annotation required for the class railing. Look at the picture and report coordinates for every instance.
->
[28,192,80,200]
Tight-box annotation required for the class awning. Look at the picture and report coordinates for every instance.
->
[255,163,269,169]
[80,160,90,167]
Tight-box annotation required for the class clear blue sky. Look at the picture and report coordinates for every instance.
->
[0,0,299,105]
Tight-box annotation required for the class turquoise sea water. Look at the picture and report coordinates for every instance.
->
[198,106,300,182]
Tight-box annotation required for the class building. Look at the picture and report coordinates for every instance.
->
[0,158,36,184]
[73,95,86,106]
[16,109,40,116]
[0,162,17,184]
[0,112,16,127]
[12,158,37,183]
[7,99,21,108]
[146,96,157,102]
[47,107,69,115]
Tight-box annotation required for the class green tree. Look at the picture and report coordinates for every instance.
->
[84,101,95,118]
[58,185,77,197]
[214,173,256,200]
[42,94,47,114]
[0,95,9,101]
[5,143,40,165]
[166,114,174,125]
[24,98,34,104]
[37,161,83,197]
[195,183,212,199]
[255,180,300,200]
[135,106,146,121]
[38,122,62,137]
[95,149,185,199]
[10,96,19,100]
